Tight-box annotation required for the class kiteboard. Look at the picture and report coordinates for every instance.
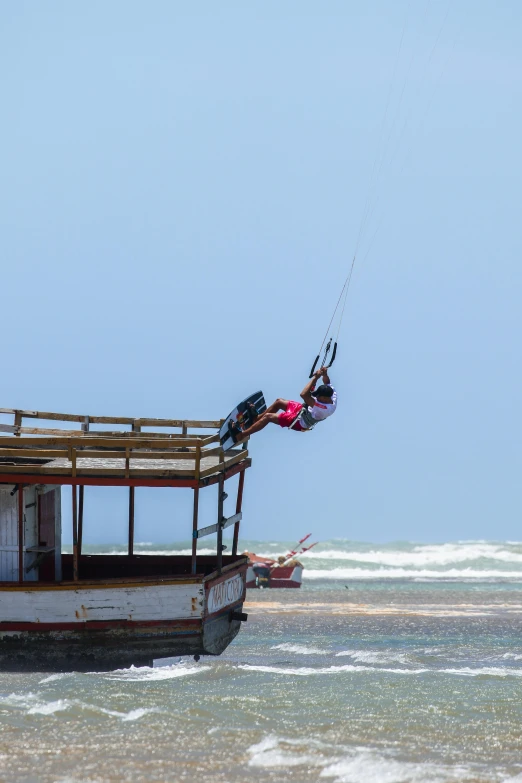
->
[219,391,267,450]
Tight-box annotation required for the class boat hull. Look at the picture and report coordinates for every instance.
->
[246,564,303,589]
[0,567,246,671]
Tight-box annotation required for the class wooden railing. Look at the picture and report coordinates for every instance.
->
[0,407,222,438]
[0,433,248,480]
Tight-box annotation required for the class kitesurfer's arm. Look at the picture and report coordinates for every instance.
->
[300,369,322,407]
[321,366,331,385]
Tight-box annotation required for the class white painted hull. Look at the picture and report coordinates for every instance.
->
[0,568,247,671]
[0,582,204,623]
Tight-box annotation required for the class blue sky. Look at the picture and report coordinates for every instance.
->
[1,1,521,543]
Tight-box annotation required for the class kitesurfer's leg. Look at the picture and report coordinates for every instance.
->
[239,412,280,439]
[264,398,290,414]
[239,399,288,438]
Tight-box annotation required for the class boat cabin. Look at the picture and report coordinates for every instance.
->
[0,407,250,671]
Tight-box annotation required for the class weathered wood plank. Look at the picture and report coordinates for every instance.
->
[0,436,204,449]
[0,583,205,622]
[0,448,68,459]
[0,447,222,459]
[0,465,199,477]
[195,512,242,539]
[191,488,199,574]
[198,450,247,479]
[1,411,220,427]
[0,425,223,439]
[199,446,222,459]
[232,469,245,556]
[4,450,200,461]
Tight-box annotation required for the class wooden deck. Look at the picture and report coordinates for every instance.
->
[0,408,249,485]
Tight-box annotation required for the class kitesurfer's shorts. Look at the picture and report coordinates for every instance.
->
[278,401,305,431]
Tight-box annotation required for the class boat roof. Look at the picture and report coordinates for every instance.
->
[0,408,249,487]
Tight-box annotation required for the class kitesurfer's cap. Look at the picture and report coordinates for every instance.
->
[313,384,334,398]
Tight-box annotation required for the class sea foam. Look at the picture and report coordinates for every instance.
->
[304,567,522,580]
[247,735,324,769]
[320,750,471,782]
[271,642,328,655]
[104,663,210,681]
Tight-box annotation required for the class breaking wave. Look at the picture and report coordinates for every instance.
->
[247,737,476,781]
[79,539,522,582]
[271,643,329,655]
[238,663,522,678]
[305,567,522,580]
[102,663,210,682]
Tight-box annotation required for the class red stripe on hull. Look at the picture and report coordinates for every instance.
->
[246,580,302,589]
[0,618,202,632]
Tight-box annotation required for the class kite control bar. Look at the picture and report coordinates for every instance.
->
[309,338,338,378]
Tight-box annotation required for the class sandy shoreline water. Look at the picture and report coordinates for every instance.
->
[246,601,522,616]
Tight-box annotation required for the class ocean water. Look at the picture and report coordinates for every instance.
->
[2,539,522,782]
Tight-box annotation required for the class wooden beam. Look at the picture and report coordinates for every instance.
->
[0,425,219,438]
[0,424,18,434]
[0,435,205,449]
[232,469,245,556]
[0,408,36,415]
[223,512,242,530]
[72,485,78,582]
[59,449,200,461]
[195,443,201,481]
[78,485,84,557]
[198,446,223,460]
[0,446,222,461]
[18,484,24,583]
[0,408,222,429]
[217,474,224,575]
[191,487,199,574]
[198,449,248,479]
[135,419,220,429]
[0,458,251,489]
[128,486,135,556]
[0,448,69,459]
[194,512,242,540]
[0,464,199,478]
[0,473,199,488]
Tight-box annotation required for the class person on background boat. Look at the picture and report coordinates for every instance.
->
[234,366,337,440]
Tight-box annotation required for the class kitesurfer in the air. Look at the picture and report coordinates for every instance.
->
[235,366,337,440]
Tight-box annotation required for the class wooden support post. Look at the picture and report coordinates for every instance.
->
[72,485,79,582]
[232,469,245,556]
[78,485,84,558]
[128,486,135,557]
[217,474,224,574]
[18,484,24,583]
[191,487,199,574]
[195,443,201,480]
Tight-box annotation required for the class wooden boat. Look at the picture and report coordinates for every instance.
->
[0,407,251,671]
[246,554,304,589]
[245,536,316,589]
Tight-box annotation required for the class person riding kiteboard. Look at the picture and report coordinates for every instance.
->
[234,366,337,440]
